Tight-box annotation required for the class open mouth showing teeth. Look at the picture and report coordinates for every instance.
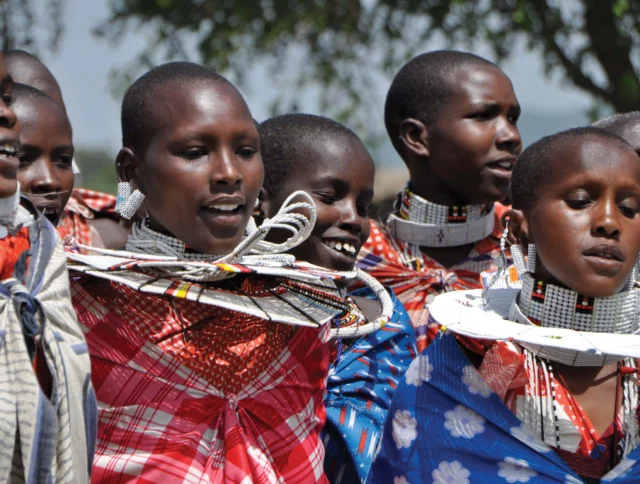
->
[588,252,621,260]
[487,160,514,171]
[0,144,17,157]
[323,239,358,258]
[206,204,242,212]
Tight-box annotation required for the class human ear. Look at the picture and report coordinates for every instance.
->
[398,118,430,158]
[115,148,141,190]
[503,208,530,246]
[253,187,268,220]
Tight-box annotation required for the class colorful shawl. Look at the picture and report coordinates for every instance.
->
[357,203,507,352]
[0,205,96,483]
[367,332,640,483]
[72,272,336,483]
[58,188,118,248]
[323,288,417,483]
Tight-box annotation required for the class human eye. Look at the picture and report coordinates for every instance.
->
[179,147,207,160]
[56,154,73,167]
[619,199,639,218]
[565,189,592,209]
[357,202,370,217]
[237,145,257,159]
[314,191,337,205]
[17,151,30,167]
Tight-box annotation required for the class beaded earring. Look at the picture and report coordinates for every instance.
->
[527,243,537,274]
[510,243,527,276]
[116,181,145,220]
[484,217,510,296]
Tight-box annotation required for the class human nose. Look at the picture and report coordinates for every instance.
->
[212,149,242,186]
[338,199,364,235]
[30,159,62,193]
[495,117,521,153]
[592,198,621,239]
[0,97,17,131]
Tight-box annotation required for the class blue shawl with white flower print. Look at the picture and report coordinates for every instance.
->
[366,331,640,483]
[323,288,417,483]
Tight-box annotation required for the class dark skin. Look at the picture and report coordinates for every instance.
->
[5,53,65,108]
[262,134,380,320]
[507,136,640,436]
[398,65,522,268]
[117,80,264,255]
[607,118,640,156]
[14,96,74,225]
[0,52,20,199]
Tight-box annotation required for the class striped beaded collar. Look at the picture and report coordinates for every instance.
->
[511,272,640,365]
[386,184,495,248]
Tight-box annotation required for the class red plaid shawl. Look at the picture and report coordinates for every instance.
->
[58,189,118,249]
[72,275,330,483]
[357,203,507,352]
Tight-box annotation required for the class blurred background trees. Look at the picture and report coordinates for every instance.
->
[97,0,640,124]
[1,0,639,196]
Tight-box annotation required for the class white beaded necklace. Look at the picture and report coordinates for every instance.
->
[386,184,495,247]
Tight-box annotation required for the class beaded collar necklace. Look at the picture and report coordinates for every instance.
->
[125,217,222,262]
[511,273,640,366]
[386,184,495,248]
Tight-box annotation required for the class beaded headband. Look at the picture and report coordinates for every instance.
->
[386,184,495,247]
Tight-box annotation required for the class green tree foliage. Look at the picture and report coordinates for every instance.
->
[0,0,66,53]
[96,0,640,126]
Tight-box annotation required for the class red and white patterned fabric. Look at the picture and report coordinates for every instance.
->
[357,203,507,352]
[71,275,331,483]
[476,340,630,479]
[58,189,118,249]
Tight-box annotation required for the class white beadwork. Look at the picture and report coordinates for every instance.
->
[115,181,132,212]
[116,187,145,220]
[387,184,495,248]
[516,273,640,336]
[527,244,537,273]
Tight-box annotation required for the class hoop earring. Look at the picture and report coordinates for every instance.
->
[116,181,145,220]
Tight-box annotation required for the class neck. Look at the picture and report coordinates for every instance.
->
[408,169,470,206]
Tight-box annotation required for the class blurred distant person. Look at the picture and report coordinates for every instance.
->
[593,111,640,155]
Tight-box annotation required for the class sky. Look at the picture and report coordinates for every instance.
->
[38,0,594,159]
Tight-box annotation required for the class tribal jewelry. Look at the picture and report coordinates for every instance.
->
[386,184,495,248]
[115,181,145,220]
[516,273,640,335]
[329,268,393,340]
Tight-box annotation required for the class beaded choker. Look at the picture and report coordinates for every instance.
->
[126,218,222,262]
[511,273,640,365]
[386,184,495,247]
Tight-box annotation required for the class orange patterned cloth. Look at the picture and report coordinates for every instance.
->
[357,203,507,352]
[57,189,118,250]
[0,226,30,280]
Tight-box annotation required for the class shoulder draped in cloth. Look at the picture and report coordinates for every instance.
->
[357,203,507,353]
[0,204,96,483]
[323,288,417,484]
[368,332,640,483]
[72,274,332,483]
[58,189,118,249]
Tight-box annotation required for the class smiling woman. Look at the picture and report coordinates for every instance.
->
[259,113,418,483]
[66,62,354,484]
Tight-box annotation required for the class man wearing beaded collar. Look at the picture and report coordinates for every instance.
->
[369,127,640,483]
[357,50,522,352]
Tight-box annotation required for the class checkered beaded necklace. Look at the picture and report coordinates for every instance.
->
[385,184,495,248]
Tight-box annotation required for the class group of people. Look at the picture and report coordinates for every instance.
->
[0,44,639,484]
